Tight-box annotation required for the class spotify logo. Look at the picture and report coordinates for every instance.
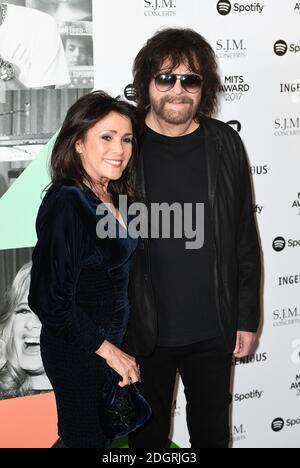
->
[274,40,288,56]
[217,0,232,16]
[124,84,136,102]
[272,418,285,432]
[273,237,286,252]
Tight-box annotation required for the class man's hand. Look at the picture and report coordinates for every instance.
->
[233,331,257,359]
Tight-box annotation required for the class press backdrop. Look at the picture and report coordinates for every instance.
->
[0,0,299,448]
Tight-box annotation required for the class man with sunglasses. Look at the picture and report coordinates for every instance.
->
[124,28,261,448]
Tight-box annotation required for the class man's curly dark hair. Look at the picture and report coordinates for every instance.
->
[133,28,222,121]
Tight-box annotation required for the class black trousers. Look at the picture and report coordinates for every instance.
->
[129,336,232,449]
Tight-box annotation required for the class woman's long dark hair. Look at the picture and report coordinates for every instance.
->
[50,90,139,206]
[133,28,222,121]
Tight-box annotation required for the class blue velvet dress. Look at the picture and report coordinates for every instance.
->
[28,183,138,448]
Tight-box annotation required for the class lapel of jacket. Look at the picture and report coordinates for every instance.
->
[136,146,147,204]
[202,119,222,212]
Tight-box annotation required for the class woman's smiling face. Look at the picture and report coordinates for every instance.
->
[76,111,134,184]
[11,287,44,374]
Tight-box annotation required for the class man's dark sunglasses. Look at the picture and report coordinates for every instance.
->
[154,73,204,93]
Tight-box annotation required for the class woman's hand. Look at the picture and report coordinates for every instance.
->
[96,340,140,387]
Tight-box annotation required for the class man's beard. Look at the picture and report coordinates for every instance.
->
[150,95,198,125]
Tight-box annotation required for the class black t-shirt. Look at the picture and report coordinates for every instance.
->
[143,125,220,346]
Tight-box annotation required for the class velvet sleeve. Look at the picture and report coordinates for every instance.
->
[29,194,108,354]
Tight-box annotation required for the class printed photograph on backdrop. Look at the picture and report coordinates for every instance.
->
[0,1,94,91]
[0,1,94,194]
[0,154,37,199]
[0,248,52,400]
[0,1,70,90]
[26,0,92,21]
[26,0,94,89]
[0,88,90,193]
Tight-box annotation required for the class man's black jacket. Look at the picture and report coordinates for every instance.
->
[123,118,261,356]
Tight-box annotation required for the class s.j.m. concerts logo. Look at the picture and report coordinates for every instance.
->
[144,0,177,16]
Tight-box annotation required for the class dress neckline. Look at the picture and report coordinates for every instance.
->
[82,183,127,231]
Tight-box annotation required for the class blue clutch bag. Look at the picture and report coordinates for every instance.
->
[100,368,152,440]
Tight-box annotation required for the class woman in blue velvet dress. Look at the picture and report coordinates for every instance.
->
[28,91,141,448]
